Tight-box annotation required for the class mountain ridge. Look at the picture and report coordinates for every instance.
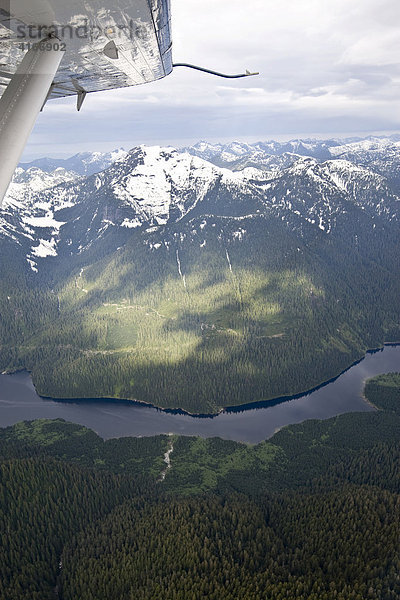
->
[0,136,399,412]
[2,137,399,274]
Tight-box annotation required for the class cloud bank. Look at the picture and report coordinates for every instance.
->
[23,0,400,158]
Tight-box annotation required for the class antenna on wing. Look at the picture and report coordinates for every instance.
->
[172,63,259,79]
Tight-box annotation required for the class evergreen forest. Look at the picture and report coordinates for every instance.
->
[0,207,399,413]
[0,374,399,599]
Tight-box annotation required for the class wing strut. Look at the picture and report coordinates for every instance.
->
[0,37,64,205]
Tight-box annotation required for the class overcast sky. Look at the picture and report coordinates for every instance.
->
[23,0,400,159]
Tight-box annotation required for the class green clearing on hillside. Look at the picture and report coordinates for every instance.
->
[1,213,399,413]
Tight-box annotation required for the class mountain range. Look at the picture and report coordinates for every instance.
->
[0,136,399,412]
[2,136,399,271]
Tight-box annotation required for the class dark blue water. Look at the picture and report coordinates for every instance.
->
[0,345,399,443]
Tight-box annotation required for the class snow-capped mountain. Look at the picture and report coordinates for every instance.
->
[327,138,400,186]
[185,136,400,180]
[184,139,341,170]
[0,146,262,271]
[261,156,399,233]
[99,145,260,226]
[1,136,399,413]
[1,137,399,274]
[20,148,128,177]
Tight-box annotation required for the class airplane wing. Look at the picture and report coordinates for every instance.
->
[0,1,257,205]
[0,0,173,100]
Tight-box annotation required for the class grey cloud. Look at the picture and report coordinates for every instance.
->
[22,0,400,159]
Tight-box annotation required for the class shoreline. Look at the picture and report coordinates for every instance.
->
[360,375,382,411]
[2,341,399,418]
[361,391,379,411]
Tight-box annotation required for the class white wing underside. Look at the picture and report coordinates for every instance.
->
[0,0,172,100]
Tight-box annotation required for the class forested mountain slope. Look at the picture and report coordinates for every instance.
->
[0,138,399,412]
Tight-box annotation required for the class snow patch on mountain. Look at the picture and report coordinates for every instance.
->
[121,218,142,229]
[23,215,65,229]
[31,238,58,258]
